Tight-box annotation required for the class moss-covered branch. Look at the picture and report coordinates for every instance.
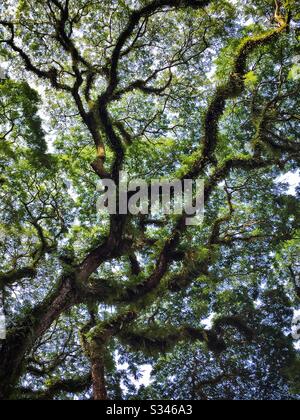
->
[188,3,289,176]
[0,267,37,290]
[15,373,91,400]
[118,316,254,357]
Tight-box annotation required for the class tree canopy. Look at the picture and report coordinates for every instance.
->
[0,0,299,400]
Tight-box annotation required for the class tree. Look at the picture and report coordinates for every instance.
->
[0,0,299,400]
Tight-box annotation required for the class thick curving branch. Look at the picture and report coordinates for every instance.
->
[0,267,37,291]
[16,373,91,400]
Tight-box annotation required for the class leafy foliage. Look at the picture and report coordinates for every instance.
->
[0,0,299,401]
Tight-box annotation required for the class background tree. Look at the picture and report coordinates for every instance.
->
[0,0,299,400]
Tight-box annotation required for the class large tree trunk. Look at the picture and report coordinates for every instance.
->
[0,276,77,400]
[91,356,107,400]
[0,233,123,400]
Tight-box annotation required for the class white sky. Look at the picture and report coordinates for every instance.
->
[277,172,300,195]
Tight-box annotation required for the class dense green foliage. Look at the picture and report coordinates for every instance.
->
[0,0,299,400]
